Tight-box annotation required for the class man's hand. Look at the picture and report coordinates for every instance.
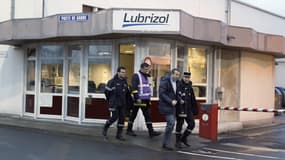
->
[172,100,177,106]
[180,100,185,104]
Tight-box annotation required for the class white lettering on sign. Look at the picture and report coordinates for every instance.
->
[113,10,180,31]
[58,14,89,22]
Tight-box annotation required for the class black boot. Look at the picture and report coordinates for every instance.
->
[175,133,182,149]
[181,130,191,147]
[126,122,137,136]
[146,123,161,138]
[102,121,110,138]
[147,123,161,138]
[116,127,126,141]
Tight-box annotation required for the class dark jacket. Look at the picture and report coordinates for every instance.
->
[104,74,130,109]
[177,80,198,116]
[158,74,178,115]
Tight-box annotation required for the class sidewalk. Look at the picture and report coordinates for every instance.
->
[0,114,209,151]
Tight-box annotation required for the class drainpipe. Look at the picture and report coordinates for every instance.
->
[42,0,45,17]
[11,0,15,19]
[225,0,231,24]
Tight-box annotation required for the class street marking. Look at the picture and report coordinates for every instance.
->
[204,147,282,159]
[177,151,245,160]
[223,143,285,153]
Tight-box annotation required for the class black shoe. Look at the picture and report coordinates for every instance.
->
[126,130,137,136]
[102,128,107,137]
[181,138,190,147]
[175,142,183,149]
[116,135,126,141]
[149,131,161,138]
[162,144,174,151]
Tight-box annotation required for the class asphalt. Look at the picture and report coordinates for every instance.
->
[0,113,283,152]
[0,113,210,151]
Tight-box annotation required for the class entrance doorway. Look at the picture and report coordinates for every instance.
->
[119,44,135,84]
[38,45,64,118]
[66,45,82,119]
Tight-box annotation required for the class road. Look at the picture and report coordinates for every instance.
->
[1,121,285,160]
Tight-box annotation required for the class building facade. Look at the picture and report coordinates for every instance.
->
[0,0,284,131]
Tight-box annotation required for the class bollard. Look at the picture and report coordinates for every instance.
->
[199,104,218,141]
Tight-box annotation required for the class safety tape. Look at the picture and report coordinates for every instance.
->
[218,106,285,113]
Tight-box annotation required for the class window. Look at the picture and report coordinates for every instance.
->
[119,44,135,84]
[88,45,112,93]
[68,46,81,94]
[188,48,207,99]
[82,5,104,13]
[26,48,36,91]
[147,41,171,97]
[177,46,185,72]
[40,45,64,93]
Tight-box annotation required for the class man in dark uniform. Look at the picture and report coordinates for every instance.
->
[102,66,130,141]
[126,63,161,138]
[175,71,198,148]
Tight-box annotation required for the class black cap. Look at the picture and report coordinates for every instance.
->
[183,72,191,77]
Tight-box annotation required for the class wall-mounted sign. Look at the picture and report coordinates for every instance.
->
[113,10,180,31]
[58,14,89,22]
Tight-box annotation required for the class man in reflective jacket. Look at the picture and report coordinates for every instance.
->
[102,66,130,141]
[175,71,198,148]
[126,62,161,138]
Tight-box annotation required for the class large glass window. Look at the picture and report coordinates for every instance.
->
[188,48,207,99]
[27,61,36,91]
[68,46,81,94]
[147,41,171,97]
[88,45,112,93]
[40,46,64,93]
[177,46,185,72]
[26,48,36,91]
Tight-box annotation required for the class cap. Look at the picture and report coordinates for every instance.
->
[183,72,191,77]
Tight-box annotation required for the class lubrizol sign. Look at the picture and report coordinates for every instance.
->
[113,10,180,31]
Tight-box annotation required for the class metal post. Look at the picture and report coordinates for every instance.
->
[11,0,15,19]
[42,0,45,17]
[225,0,232,24]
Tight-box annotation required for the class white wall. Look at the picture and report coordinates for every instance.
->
[83,0,227,22]
[231,1,285,36]
[0,0,228,22]
[14,0,42,18]
[0,0,10,21]
[0,45,24,115]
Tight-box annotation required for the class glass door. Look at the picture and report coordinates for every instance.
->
[38,45,64,119]
[66,46,82,120]
[188,48,207,100]
[119,44,135,84]
[25,48,36,116]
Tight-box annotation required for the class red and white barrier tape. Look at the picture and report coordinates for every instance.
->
[218,106,285,113]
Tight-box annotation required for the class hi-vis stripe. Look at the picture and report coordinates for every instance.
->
[134,103,147,107]
[219,106,285,113]
[137,72,144,96]
[105,86,115,91]
[132,90,138,94]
